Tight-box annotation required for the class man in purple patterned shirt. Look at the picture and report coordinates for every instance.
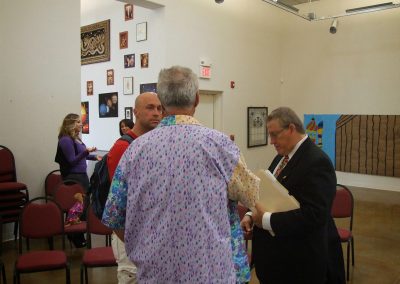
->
[103,66,259,283]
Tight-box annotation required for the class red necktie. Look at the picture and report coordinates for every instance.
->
[274,155,289,177]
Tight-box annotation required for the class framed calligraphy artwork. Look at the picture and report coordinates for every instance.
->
[81,20,110,65]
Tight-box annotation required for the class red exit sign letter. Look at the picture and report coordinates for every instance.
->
[199,66,211,79]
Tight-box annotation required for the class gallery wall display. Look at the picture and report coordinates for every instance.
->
[81,19,110,65]
[247,107,268,148]
[304,114,400,177]
[140,83,157,93]
[124,54,135,68]
[123,77,133,95]
[136,22,147,42]
[81,102,89,134]
[99,92,118,118]
[125,4,133,21]
[107,69,114,85]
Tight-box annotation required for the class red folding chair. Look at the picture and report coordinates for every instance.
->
[44,170,62,198]
[13,197,70,284]
[80,205,116,284]
[332,184,355,281]
[53,180,87,248]
[0,145,30,253]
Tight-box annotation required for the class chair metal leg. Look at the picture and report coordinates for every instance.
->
[80,265,84,284]
[351,237,355,266]
[1,262,6,284]
[346,241,350,281]
[84,266,88,284]
[66,265,71,284]
[13,222,18,242]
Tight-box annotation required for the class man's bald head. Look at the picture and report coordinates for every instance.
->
[133,92,162,135]
[135,92,158,109]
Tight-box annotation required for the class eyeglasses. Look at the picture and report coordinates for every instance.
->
[269,127,288,139]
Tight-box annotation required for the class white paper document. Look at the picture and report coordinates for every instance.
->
[256,169,300,212]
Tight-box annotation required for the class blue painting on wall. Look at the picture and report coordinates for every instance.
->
[304,114,340,166]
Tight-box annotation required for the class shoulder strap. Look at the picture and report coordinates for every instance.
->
[119,134,135,145]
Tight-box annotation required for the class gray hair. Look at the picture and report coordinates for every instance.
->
[157,66,199,108]
[267,107,305,134]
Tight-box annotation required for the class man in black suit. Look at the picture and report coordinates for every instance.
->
[242,107,345,284]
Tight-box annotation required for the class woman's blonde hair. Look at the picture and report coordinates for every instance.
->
[58,113,80,139]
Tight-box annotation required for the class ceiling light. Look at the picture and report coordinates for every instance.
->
[330,18,338,34]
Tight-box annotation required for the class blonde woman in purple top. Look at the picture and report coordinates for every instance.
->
[55,113,99,247]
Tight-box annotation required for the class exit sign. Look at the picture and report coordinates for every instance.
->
[199,65,211,79]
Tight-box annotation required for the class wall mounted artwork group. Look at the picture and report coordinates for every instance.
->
[304,114,400,177]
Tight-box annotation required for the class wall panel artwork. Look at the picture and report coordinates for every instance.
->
[304,115,400,177]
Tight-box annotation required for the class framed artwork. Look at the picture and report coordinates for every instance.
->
[107,69,114,85]
[120,31,128,49]
[99,92,118,118]
[124,54,135,68]
[136,22,147,42]
[140,53,149,68]
[81,102,89,134]
[123,77,134,95]
[124,4,133,21]
[140,83,157,94]
[125,107,133,120]
[86,81,93,96]
[81,20,110,65]
[247,107,268,148]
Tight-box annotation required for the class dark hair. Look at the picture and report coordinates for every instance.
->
[119,119,134,136]
[267,107,305,134]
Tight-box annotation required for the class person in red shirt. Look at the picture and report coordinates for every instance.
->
[107,92,162,284]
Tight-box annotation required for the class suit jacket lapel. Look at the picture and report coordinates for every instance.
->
[276,137,312,184]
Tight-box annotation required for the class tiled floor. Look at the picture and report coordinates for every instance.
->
[1,186,399,284]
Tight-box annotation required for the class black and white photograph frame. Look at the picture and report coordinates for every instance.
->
[123,77,133,95]
[125,107,133,120]
[247,107,268,148]
[136,22,147,42]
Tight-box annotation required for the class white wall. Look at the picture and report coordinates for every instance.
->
[143,0,286,170]
[0,0,80,239]
[279,10,400,190]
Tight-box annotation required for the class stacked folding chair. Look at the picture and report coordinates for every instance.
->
[0,145,29,253]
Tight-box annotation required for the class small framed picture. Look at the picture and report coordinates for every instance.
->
[140,53,149,68]
[125,107,133,120]
[81,102,89,134]
[124,4,133,21]
[99,92,118,118]
[86,81,93,96]
[120,31,128,49]
[124,54,135,68]
[123,77,134,95]
[136,22,147,42]
[247,107,268,148]
[140,83,157,94]
[107,69,114,85]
